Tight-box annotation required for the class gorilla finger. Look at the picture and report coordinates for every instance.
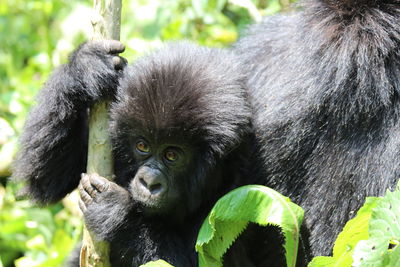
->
[89,174,110,193]
[79,183,93,204]
[112,56,127,70]
[103,40,125,54]
[79,199,87,213]
[81,174,97,197]
[86,40,125,54]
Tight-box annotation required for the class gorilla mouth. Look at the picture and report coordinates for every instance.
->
[132,192,167,211]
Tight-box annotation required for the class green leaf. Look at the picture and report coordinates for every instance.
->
[386,244,400,266]
[196,185,304,267]
[352,189,400,267]
[191,0,207,17]
[308,197,380,267]
[140,259,174,267]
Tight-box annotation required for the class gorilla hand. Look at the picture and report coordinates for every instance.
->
[70,40,127,101]
[79,173,132,240]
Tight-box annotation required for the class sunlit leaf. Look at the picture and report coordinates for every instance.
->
[196,185,304,267]
[308,197,379,267]
[352,189,400,267]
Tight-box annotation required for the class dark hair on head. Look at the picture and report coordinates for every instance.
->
[110,41,251,157]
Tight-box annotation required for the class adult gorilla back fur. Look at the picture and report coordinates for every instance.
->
[234,0,400,264]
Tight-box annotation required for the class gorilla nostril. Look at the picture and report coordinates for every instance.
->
[138,177,164,195]
[139,178,148,188]
[149,183,163,194]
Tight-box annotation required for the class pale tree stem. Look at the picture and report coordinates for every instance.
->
[80,0,122,266]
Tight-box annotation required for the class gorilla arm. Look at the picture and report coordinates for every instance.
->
[13,41,125,204]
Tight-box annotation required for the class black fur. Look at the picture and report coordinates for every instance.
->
[234,0,400,264]
[13,41,123,203]
[13,41,253,266]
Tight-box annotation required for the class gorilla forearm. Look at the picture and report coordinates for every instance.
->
[13,41,125,204]
[13,66,89,203]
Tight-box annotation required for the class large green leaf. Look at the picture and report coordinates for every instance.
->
[308,197,380,267]
[352,189,400,267]
[196,185,304,267]
[309,185,400,267]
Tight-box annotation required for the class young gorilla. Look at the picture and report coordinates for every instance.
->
[13,41,252,266]
[234,0,400,265]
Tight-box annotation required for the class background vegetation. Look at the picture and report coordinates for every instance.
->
[0,0,295,266]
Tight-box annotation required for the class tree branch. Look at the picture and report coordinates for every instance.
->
[80,0,122,266]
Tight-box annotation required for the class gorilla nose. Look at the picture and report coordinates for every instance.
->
[138,175,165,195]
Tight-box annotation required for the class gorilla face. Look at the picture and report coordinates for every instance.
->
[129,137,194,212]
[110,42,251,218]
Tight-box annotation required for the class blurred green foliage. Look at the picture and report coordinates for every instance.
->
[0,0,294,266]
[0,183,82,267]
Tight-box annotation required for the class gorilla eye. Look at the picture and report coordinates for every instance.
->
[164,150,179,162]
[136,141,150,153]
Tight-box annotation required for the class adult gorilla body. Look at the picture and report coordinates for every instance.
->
[13,42,253,266]
[234,0,400,264]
